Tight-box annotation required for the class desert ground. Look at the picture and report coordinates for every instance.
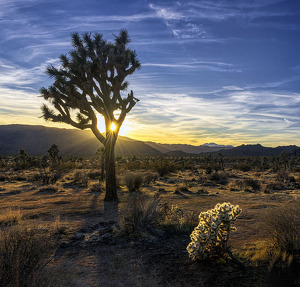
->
[0,155,299,287]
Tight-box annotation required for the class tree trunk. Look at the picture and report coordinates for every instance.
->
[100,150,105,182]
[104,138,118,202]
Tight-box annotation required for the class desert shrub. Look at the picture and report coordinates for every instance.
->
[208,171,228,185]
[52,161,75,172]
[234,163,251,172]
[187,202,241,262]
[197,173,207,184]
[262,202,300,253]
[143,172,159,185]
[0,208,22,227]
[182,162,194,171]
[37,186,58,194]
[124,172,143,192]
[152,159,179,177]
[73,171,89,186]
[0,175,8,182]
[242,178,260,191]
[0,225,57,287]
[51,215,68,235]
[243,242,294,271]
[230,178,260,192]
[276,169,290,182]
[205,166,212,175]
[262,181,286,193]
[162,204,198,234]
[87,171,102,180]
[175,181,190,193]
[31,171,62,185]
[89,183,104,193]
[122,193,162,237]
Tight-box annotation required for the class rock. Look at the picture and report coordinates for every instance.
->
[74,232,85,240]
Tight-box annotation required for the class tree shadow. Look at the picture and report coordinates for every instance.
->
[103,201,119,222]
[89,192,102,213]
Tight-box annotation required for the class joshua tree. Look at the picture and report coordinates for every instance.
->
[47,144,60,165]
[40,30,140,201]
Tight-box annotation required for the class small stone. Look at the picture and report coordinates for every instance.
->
[74,232,85,240]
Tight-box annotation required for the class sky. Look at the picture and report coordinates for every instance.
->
[0,0,300,146]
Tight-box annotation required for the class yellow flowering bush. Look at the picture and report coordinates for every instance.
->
[187,202,241,261]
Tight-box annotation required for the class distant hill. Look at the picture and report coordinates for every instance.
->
[202,143,234,148]
[0,125,161,156]
[215,144,300,157]
[164,150,193,156]
[0,125,298,157]
[145,141,233,154]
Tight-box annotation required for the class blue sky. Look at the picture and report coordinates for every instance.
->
[0,0,299,146]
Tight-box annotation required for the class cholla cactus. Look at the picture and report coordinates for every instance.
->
[187,202,241,261]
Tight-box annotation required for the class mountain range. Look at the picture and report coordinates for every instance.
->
[0,125,298,157]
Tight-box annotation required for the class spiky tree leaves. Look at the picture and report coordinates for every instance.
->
[40,30,140,201]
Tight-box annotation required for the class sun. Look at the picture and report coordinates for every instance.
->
[110,123,116,131]
[96,114,131,136]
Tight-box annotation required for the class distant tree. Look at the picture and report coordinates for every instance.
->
[47,144,60,165]
[40,30,140,201]
[14,149,28,169]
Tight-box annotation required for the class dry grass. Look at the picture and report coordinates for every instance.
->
[261,201,300,253]
[0,208,22,226]
[0,225,59,287]
[162,204,198,234]
[122,193,162,237]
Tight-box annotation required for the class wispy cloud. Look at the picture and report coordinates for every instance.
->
[143,61,241,72]
[147,0,296,43]
[148,2,206,40]
[0,86,42,125]
[126,85,300,145]
[71,13,156,23]
[0,0,39,17]
[187,0,292,21]
[0,58,56,89]
[148,3,184,20]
